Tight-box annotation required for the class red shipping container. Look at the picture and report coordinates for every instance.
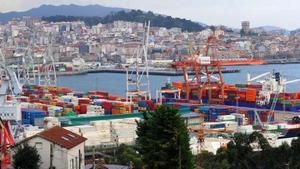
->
[79,104,88,114]
[96,91,109,97]
[66,67,73,72]
[108,95,120,100]
[42,105,48,111]
[78,98,90,105]
[56,102,64,107]
[102,102,113,110]
[74,105,81,113]
[88,91,97,95]
[65,103,74,109]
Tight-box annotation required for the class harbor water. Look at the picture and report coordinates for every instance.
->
[57,64,300,97]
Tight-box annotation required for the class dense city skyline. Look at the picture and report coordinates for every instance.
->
[1,0,299,30]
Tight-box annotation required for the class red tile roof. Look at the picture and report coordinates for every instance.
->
[37,126,86,149]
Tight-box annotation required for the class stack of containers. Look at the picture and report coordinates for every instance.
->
[112,102,124,115]
[77,98,91,114]
[85,105,104,116]
[166,103,194,113]
[102,101,113,115]
[137,101,147,111]
[111,102,133,115]
[198,106,234,122]
[224,88,237,102]
[234,109,274,124]
[235,109,254,124]
[246,89,257,103]
[230,113,247,125]
[94,99,133,115]
[88,91,109,100]
[22,109,48,125]
[48,106,63,117]
[107,95,121,101]
[138,100,154,111]
[74,92,84,98]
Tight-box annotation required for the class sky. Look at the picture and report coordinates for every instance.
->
[0,0,300,30]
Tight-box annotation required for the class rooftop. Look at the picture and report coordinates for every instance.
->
[37,126,87,149]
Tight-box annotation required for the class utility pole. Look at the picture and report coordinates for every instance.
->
[79,149,82,169]
[49,144,53,169]
[92,146,95,169]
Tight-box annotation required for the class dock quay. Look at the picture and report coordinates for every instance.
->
[56,68,240,76]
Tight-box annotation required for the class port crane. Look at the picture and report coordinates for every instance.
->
[172,32,265,144]
[36,34,57,86]
[125,21,151,102]
[172,33,265,104]
[0,117,15,169]
[17,47,37,85]
[0,62,23,169]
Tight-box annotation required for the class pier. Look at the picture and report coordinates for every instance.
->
[56,68,240,76]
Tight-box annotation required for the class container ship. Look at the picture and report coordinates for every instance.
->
[167,71,300,112]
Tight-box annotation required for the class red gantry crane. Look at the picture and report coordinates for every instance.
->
[0,118,15,169]
[172,33,265,104]
[172,33,265,145]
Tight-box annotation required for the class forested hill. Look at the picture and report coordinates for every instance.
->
[42,10,207,32]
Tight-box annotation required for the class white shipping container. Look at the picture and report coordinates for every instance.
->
[198,56,211,65]
[217,115,235,121]
[20,102,30,109]
[0,104,22,121]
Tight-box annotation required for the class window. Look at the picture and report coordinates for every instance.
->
[61,136,70,141]
[68,133,76,138]
[35,142,43,149]
[78,150,82,168]
[75,157,78,169]
[71,159,74,169]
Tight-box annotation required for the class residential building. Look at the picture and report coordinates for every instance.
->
[14,126,87,169]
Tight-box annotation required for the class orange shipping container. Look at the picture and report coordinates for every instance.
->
[172,81,184,89]
[115,102,125,107]
[112,109,120,115]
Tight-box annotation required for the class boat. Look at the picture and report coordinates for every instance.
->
[164,71,300,113]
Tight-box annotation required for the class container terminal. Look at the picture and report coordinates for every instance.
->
[1,24,300,168]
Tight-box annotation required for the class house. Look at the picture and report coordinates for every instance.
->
[14,126,87,169]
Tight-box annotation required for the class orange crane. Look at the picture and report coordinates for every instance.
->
[173,33,265,143]
[172,33,265,104]
[0,118,15,169]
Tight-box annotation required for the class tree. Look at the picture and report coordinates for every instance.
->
[195,150,230,169]
[195,131,299,169]
[42,10,206,32]
[13,143,41,169]
[136,105,194,169]
[114,144,143,169]
[290,138,300,168]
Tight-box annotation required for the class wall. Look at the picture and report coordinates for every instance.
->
[26,137,85,169]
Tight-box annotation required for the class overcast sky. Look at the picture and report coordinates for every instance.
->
[1,0,300,30]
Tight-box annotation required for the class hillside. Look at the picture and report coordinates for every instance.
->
[291,28,300,35]
[0,4,125,23]
[42,10,206,32]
